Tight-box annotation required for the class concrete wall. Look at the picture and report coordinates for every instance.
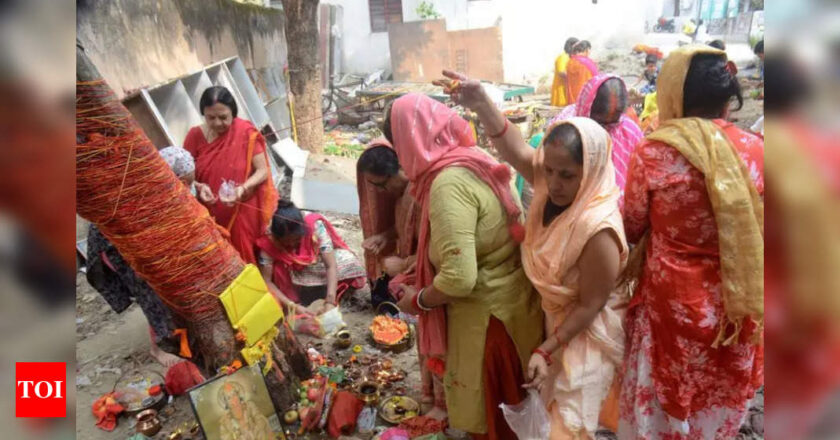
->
[325,0,662,82]
[322,0,392,75]
[76,0,287,99]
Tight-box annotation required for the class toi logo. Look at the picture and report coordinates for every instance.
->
[15,362,66,418]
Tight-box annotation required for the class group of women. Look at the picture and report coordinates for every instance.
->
[183,86,369,316]
[551,37,600,108]
[134,43,762,440]
[358,44,763,440]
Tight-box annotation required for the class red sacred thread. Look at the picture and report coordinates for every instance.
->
[76,79,244,322]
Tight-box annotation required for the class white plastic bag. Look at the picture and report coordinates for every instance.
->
[319,307,346,335]
[499,389,550,440]
[218,179,237,206]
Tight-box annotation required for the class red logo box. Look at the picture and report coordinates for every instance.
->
[16,362,66,418]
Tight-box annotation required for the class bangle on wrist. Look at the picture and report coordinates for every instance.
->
[532,347,553,366]
[414,288,433,312]
[488,119,510,139]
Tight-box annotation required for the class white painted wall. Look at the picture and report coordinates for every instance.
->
[322,0,392,75]
[327,0,666,81]
[497,0,664,82]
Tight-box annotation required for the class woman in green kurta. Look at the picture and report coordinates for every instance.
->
[388,93,543,438]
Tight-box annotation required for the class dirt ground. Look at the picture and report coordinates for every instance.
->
[75,200,428,440]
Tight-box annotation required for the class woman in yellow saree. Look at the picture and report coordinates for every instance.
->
[551,37,579,107]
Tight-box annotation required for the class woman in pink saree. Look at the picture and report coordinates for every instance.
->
[554,74,644,196]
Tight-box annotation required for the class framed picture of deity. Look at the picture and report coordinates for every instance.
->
[187,363,285,440]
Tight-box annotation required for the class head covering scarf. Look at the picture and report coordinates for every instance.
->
[389,93,524,357]
[159,146,195,178]
[553,74,643,192]
[523,117,627,342]
[647,44,764,345]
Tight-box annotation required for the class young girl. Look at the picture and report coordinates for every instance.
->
[256,201,369,315]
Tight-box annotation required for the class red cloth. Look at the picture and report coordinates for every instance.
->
[256,212,352,302]
[327,391,364,438]
[164,360,205,396]
[399,416,447,437]
[622,120,764,420]
[183,117,278,264]
[91,392,124,432]
[390,93,525,358]
[470,317,526,440]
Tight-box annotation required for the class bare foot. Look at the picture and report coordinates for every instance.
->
[150,345,182,368]
[425,406,448,422]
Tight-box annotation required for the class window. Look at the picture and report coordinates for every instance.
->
[369,0,403,33]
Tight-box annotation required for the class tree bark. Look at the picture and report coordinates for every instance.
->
[282,0,324,153]
[76,42,310,411]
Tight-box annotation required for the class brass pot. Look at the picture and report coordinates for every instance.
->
[334,329,352,349]
[356,380,380,405]
[136,409,162,437]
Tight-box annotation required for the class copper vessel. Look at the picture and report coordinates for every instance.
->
[136,409,162,436]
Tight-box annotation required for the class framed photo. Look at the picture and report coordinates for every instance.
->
[187,363,285,440]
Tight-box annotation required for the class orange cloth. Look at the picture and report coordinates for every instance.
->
[92,392,124,432]
[632,44,664,60]
[522,117,628,438]
[565,56,598,104]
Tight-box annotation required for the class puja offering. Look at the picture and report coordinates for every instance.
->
[369,315,412,352]
[379,396,420,424]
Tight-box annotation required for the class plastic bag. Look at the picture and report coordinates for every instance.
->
[499,389,550,440]
[218,179,237,206]
[319,307,346,335]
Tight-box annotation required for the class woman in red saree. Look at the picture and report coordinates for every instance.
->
[256,200,368,314]
[565,41,599,104]
[183,86,277,264]
[618,45,764,439]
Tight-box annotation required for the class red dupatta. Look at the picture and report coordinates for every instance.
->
[255,213,350,302]
[183,117,277,263]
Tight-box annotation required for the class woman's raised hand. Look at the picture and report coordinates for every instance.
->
[433,70,487,111]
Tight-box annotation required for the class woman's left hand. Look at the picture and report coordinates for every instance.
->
[397,284,418,314]
[523,353,549,392]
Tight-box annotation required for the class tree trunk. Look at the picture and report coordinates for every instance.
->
[76,42,310,411]
[282,0,324,153]
[674,0,681,17]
